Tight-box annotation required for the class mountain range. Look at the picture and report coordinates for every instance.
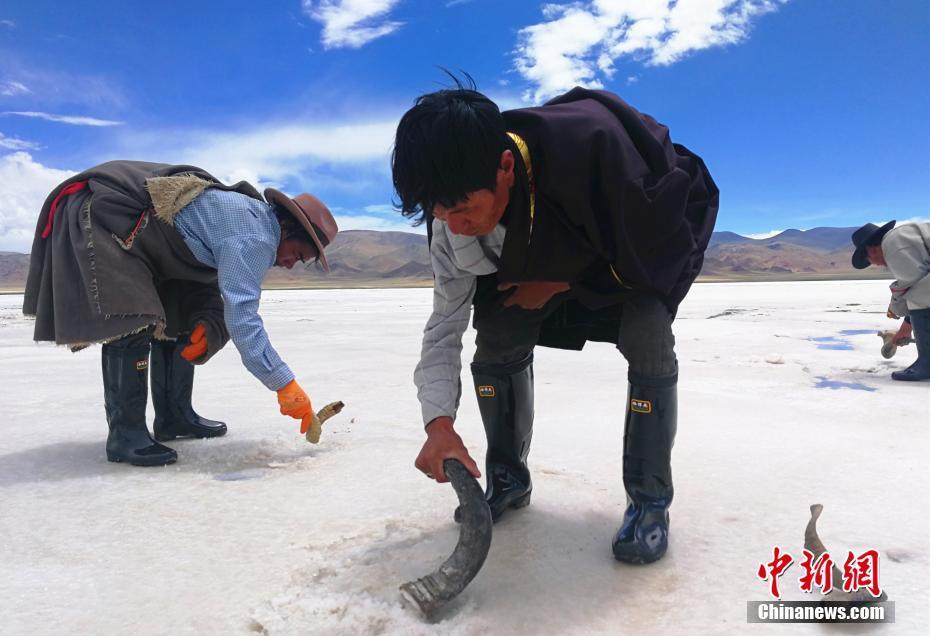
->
[0,226,888,291]
[700,226,880,280]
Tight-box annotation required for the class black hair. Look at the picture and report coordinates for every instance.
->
[272,204,319,266]
[391,73,508,226]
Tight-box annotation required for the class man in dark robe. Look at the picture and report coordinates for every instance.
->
[392,82,718,564]
[24,161,338,466]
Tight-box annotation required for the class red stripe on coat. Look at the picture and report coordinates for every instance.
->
[41,180,89,238]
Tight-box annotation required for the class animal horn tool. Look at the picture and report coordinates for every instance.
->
[306,401,345,443]
[878,330,915,359]
[400,459,493,619]
[804,504,888,603]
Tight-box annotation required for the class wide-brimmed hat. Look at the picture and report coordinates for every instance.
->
[264,188,338,271]
[851,220,895,269]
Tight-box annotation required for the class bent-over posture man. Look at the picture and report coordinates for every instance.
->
[851,220,930,381]
[392,81,718,563]
[24,161,337,466]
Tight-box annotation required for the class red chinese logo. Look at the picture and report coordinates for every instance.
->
[842,549,882,598]
[757,546,794,598]
[758,548,882,599]
[798,549,834,594]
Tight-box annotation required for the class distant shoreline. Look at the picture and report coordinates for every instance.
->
[695,271,891,283]
[0,272,892,296]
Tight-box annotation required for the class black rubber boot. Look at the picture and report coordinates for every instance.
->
[457,354,535,523]
[891,308,930,382]
[612,372,677,564]
[102,344,177,466]
[150,339,227,441]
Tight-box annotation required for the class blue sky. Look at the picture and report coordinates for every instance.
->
[0,0,927,252]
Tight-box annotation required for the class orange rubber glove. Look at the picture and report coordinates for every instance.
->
[180,324,208,362]
[276,380,314,430]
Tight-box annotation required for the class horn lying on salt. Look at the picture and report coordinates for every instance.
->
[804,504,889,603]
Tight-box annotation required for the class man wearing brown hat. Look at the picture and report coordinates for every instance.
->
[23,161,338,465]
[851,220,930,381]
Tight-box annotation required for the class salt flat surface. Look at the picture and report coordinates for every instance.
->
[0,280,926,635]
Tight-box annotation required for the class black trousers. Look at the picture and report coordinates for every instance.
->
[472,287,678,380]
[101,280,209,352]
[102,328,155,351]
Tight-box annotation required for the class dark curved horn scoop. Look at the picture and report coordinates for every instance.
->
[400,459,493,619]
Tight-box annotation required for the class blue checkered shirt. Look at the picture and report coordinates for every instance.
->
[173,188,294,391]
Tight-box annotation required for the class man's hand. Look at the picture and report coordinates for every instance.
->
[415,416,481,482]
[276,379,314,427]
[180,323,208,362]
[498,281,570,310]
[894,321,913,346]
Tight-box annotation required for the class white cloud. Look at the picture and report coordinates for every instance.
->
[1,81,31,96]
[3,111,123,127]
[0,152,76,252]
[0,111,407,251]
[0,65,127,110]
[0,132,40,150]
[362,203,395,214]
[302,0,404,49]
[148,118,398,189]
[515,0,786,102]
[131,115,418,232]
[332,213,425,233]
[0,19,15,28]
[744,229,784,240]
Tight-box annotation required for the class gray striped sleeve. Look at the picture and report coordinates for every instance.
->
[414,221,504,425]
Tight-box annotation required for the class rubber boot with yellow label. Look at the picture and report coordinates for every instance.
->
[612,371,677,564]
[457,353,534,523]
[151,338,227,441]
[102,344,177,466]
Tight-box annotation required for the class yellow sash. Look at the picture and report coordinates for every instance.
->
[507,132,627,288]
[507,132,535,237]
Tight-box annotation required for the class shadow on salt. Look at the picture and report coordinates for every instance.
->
[814,377,877,392]
[214,468,266,481]
[810,337,854,350]
[810,329,876,350]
